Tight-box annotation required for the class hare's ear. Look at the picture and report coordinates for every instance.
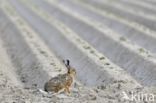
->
[66,59,70,73]
[63,59,67,65]
[63,60,65,64]
[66,59,70,66]
[63,59,70,67]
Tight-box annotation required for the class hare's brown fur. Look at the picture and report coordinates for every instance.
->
[44,60,76,94]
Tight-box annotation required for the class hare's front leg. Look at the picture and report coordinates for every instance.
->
[67,86,71,94]
[64,86,70,95]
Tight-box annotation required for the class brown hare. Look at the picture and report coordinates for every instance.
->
[44,60,76,94]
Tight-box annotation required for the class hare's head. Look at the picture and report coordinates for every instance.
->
[68,68,76,77]
[63,59,70,68]
[63,59,76,76]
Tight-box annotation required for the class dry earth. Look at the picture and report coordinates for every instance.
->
[0,0,156,103]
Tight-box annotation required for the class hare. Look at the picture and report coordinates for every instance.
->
[44,60,76,94]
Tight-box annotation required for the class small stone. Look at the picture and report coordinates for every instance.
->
[90,50,94,53]
[139,48,145,53]
[40,50,45,54]
[101,85,106,90]
[117,84,121,90]
[99,57,105,60]
[105,63,110,65]
[83,46,91,49]
[119,37,126,41]
[94,89,99,93]
[89,94,97,100]
[97,85,106,90]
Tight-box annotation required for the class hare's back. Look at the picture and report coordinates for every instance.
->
[50,74,72,83]
[44,81,63,92]
[44,74,73,92]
